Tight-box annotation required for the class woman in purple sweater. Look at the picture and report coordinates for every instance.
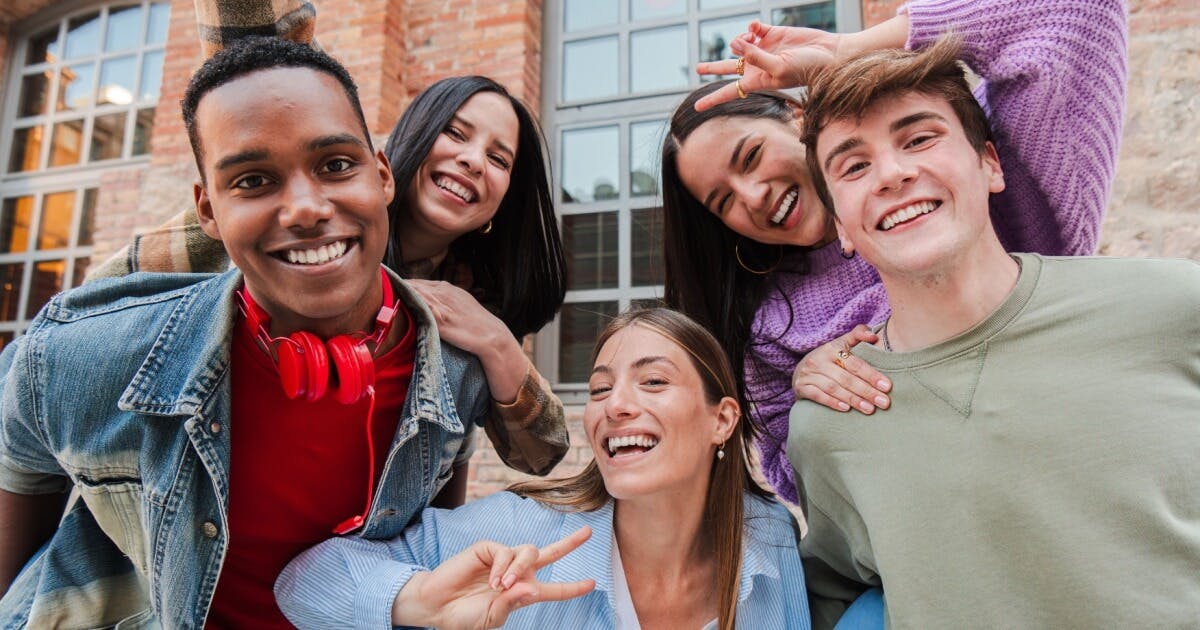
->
[660,0,1127,503]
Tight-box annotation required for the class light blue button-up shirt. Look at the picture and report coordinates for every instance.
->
[276,491,815,629]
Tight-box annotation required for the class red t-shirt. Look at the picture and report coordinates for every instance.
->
[205,304,417,629]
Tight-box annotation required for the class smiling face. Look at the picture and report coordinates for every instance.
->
[675,114,834,248]
[193,66,394,337]
[585,324,737,501]
[816,91,1005,279]
[400,91,519,252]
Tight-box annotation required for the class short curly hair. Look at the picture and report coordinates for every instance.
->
[182,36,370,180]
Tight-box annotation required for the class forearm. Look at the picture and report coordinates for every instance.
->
[484,368,568,476]
[0,488,67,596]
[836,11,909,61]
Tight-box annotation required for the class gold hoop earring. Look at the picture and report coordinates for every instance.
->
[734,239,783,275]
[479,220,493,235]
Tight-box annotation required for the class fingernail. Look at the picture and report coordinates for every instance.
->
[858,400,874,413]
[874,395,889,407]
[877,379,890,390]
[490,577,501,590]
[837,401,850,411]
[502,573,517,590]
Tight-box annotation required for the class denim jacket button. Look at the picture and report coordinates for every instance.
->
[209,422,221,434]
[201,521,219,539]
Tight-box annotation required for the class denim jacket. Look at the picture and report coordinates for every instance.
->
[0,268,485,629]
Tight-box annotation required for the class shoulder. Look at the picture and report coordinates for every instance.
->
[743,494,800,546]
[1036,255,1200,304]
[421,492,574,547]
[42,272,225,322]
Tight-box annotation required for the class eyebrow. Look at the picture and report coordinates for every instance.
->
[589,355,678,376]
[822,137,862,174]
[213,134,366,172]
[821,111,951,174]
[451,114,515,160]
[307,133,367,152]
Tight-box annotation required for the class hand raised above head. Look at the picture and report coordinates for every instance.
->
[392,526,596,630]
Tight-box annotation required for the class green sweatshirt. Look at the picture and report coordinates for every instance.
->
[789,254,1200,629]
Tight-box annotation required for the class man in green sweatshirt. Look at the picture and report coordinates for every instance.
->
[790,36,1200,629]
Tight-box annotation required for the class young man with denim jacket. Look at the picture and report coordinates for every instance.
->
[0,38,487,628]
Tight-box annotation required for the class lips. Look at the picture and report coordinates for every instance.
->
[878,200,941,231]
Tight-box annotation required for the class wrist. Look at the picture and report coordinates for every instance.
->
[392,571,440,627]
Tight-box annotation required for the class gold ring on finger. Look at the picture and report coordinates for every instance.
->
[735,79,748,99]
[735,56,745,76]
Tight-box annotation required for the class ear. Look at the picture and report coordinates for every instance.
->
[374,149,395,206]
[787,103,805,134]
[711,396,740,446]
[194,182,221,240]
[981,141,1005,194]
[834,219,854,256]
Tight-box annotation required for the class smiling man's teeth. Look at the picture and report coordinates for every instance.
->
[771,188,799,225]
[285,240,348,265]
[435,175,476,203]
[880,200,938,231]
[606,434,659,455]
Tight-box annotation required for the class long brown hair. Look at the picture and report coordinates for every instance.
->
[510,307,770,630]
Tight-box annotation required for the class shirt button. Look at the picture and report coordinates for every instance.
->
[209,422,221,434]
[201,521,219,539]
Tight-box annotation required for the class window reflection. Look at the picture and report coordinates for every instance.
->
[631,0,686,22]
[1,198,35,254]
[18,73,51,118]
[559,301,619,383]
[561,126,620,203]
[98,56,137,105]
[630,120,666,197]
[91,112,126,161]
[563,37,619,102]
[38,192,75,250]
[0,264,24,321]
[630,26,689,93]
[700,0,752,8]
[73,257,93,287]
[26,27,60,65]
[564,212,619,291]
[57,63,96,111]
[26,260,66,319]
[565,0,617,32]
[8,127,43,173]
[140,50,164,100]
[700,14,756,80]
[105,5,144,51]
[631,208,664,286]
[64,12,101,59]
[78,190,98,247]
[147,3,171,44]
[133,108,154,155]
[50,119,85,167]
[773,2,837,30]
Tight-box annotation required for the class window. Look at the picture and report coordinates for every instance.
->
[540,0,859,395]
[0,1,170,350]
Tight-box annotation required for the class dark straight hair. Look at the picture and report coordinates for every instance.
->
[661,80,809,427]
[383,76,566,338]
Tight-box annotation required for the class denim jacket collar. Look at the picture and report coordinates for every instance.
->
[111,268,465,436]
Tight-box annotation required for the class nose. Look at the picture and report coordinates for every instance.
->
[456,142,485,176]
[604,380,642,422]
[730,175,771,216]
[873,150,917,193]
[279,175,334,229]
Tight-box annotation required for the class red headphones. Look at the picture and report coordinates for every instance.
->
[235,268,398,405]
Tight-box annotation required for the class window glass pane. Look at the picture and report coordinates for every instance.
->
[563,37,618,102]
[91,112,127,161]
[98,55,137,105]
[105,5,144,51]
[631,0,686,22]
[558,301,619,383]
[72,257,92,288]
[8,127,44,173]
[18,73,52,118]
[631,207,664,286]
[26,26,60,65]
[78,189,98,247]
[563,212,619,290]
[564,0,617,32]
[26,260,65,319]
[50,120,86,167]
[140,50,165,100]
[700,14,756,73]
[65,12,102,59]
[700,0,752,8]
[561,126,620,203]
[0,264,24,321]
[630,120,666,196]
[38,192,76,250]
[132,108,154,155]
[147,3,171,44]
[1,198,35,254]
[0,332,13,353]
[629,25,688,93]
[773,2,837,30]
[58,62,96,111]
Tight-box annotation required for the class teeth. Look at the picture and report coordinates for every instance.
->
[770,188,799,225]
[880,201,937,231]
[606,434,659,455]
[285,239,348,265]
[435,175,476,203]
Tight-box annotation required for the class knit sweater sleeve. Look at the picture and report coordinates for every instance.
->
[904,0,1127,255]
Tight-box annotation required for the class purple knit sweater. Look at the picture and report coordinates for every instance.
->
[750,0,1128,503]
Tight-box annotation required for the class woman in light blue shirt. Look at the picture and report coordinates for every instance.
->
[276,308,883,629]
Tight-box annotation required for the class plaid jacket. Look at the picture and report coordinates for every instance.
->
[86,0,566,477]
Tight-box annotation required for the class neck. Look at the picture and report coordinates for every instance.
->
[613,484,710,580]
[880,238,1019,352]
[395,221,452,267]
